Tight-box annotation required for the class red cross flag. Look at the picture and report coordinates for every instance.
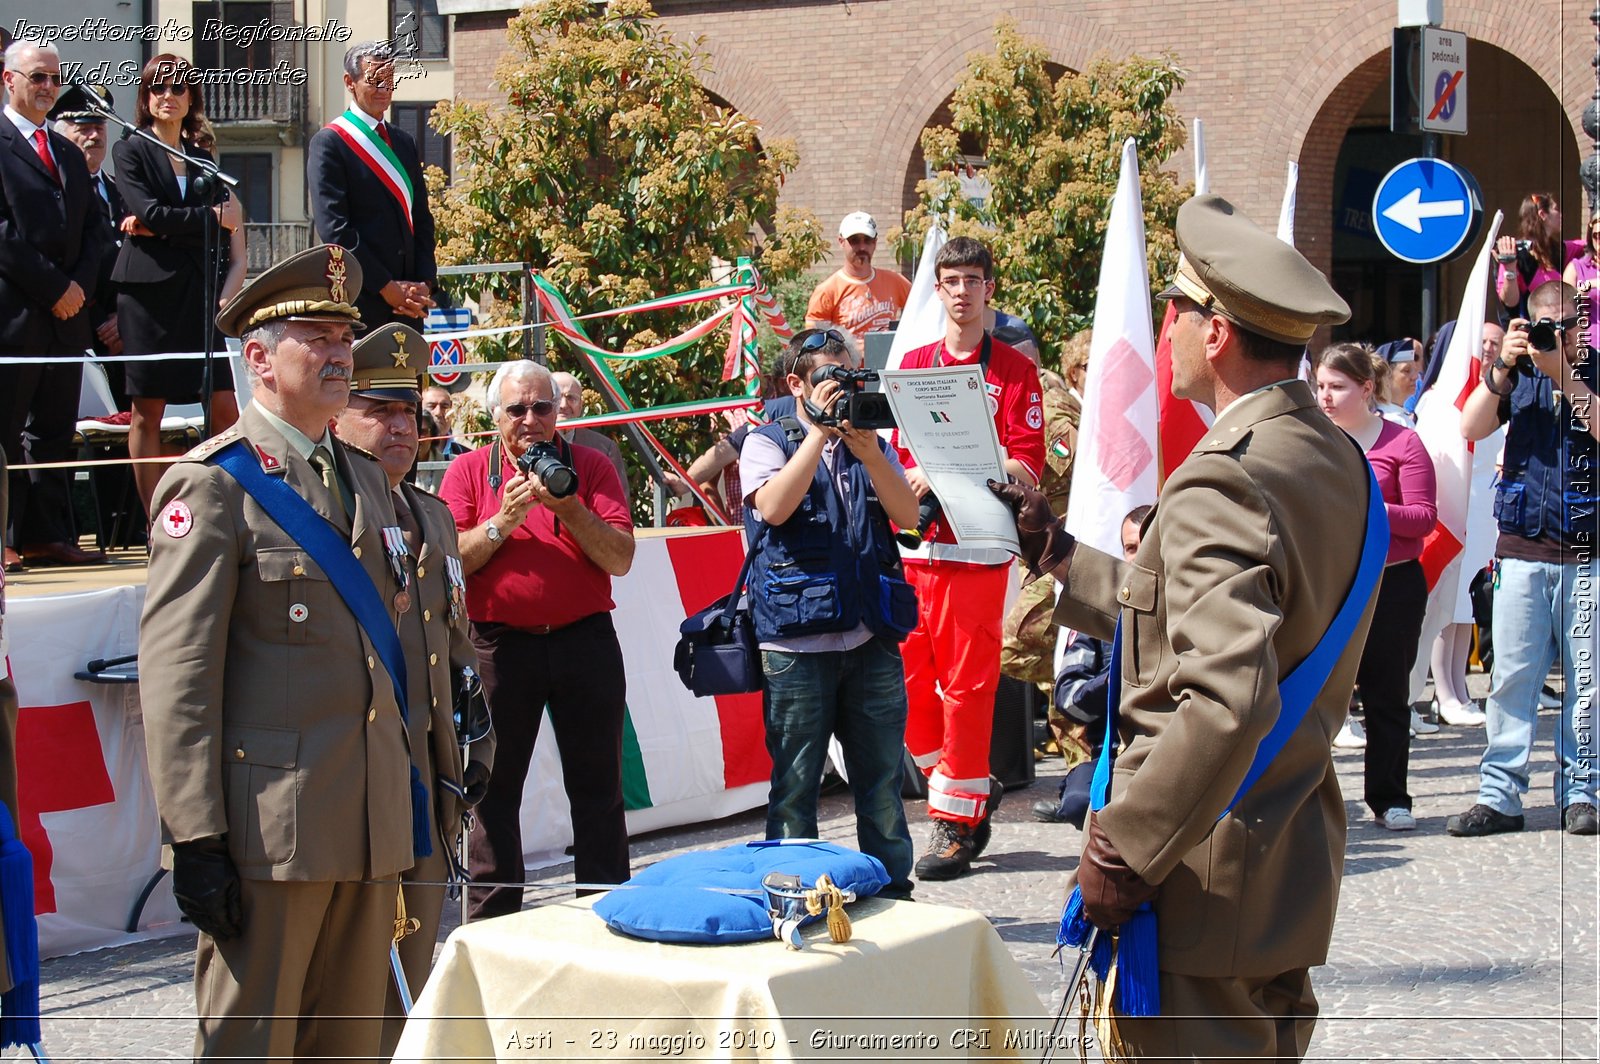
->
[1066,138,1159,556]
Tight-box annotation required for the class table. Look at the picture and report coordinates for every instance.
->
[394,895,1049,1062]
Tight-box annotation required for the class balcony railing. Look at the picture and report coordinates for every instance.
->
[206,78,305,126]
[243,222,312,275]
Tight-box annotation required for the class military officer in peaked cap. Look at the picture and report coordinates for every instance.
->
[994,194,1379,1061]
[139,244,420,1061]
[331,324,496,1053]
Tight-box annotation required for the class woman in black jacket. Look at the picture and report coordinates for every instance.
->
[112,53,242,518]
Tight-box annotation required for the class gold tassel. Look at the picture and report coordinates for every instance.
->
[1089,937,1132,1063]
[393,888,420,946]
[804,875,852,943]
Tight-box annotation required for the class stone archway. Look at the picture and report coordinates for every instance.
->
[695,44,811,207]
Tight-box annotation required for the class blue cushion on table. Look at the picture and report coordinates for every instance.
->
[593,840,889,944]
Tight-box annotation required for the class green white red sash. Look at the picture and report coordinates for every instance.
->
[326,109,413,231]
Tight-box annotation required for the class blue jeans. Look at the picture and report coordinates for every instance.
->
[1479,558,1599,815]
[761,637,914,894]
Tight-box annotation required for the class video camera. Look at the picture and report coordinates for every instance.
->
[807,364,896,430]
[516,441,578,498]
[894,494,943,549]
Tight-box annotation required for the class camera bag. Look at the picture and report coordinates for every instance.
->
[673,533,763,696]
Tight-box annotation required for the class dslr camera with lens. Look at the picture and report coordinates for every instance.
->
[516,441,578,498]
[1525,316,1574,354]
[806,364,896,430]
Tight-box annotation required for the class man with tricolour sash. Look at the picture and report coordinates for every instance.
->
[308,41,438,331]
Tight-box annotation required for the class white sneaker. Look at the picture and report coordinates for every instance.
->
[1411,708,1440,736]
[1377,807,1417,831]
[1334,717,1367,749]
[1437,699,1487,726]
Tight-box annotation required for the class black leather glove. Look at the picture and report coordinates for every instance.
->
[988,479,1075,581]
[461,761,492,807]
[171,835,242,940]
[1077,813,1159,930]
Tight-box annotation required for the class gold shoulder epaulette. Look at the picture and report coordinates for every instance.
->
[186,427,243,462]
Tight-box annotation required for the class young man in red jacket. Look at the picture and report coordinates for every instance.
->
[892,237,1044,879]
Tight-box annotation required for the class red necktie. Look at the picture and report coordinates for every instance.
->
[375,121,393,148]
[32,130,59,184]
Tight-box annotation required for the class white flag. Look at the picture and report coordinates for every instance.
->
[886,224,948,370]
[1192,118,1208,195]
[1065,138,1159,557]
[1407,211,1504,702]
[1278,161,1298,246]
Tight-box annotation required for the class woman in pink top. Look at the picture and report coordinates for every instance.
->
[1496,193,1584,320]
[1562,212,1600,355]
[1316,343,1439,832]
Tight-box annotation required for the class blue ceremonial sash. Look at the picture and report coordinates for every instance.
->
[214,440,431,858]
[1066,463,1389,1016]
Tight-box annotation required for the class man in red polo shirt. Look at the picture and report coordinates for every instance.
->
[892,237,1044,880]
[440,359,636,917]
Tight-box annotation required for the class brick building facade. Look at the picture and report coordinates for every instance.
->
[443,0,1594,341]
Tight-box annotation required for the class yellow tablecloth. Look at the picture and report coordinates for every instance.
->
[394,895,1050,1062]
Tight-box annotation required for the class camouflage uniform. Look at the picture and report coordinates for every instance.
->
[1000,370,1090,763]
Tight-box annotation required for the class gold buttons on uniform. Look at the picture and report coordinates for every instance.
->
[1120,587,1131,601]
[368,707,377,722]
[367,655,375,669]
[417,565,426,578]
[423,609,431,622]
[234,747,245,760]
[429,653,438,666]
[431,696,438,708]
[293,564,305,576]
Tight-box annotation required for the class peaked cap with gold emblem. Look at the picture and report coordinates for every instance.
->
[216,244,365,338]
[350,324,426,403]
[1157,194,1350,345]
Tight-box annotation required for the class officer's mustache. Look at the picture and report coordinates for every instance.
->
[320,365,351,381]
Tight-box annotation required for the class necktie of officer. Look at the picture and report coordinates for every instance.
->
[309,446,353,521]
[375,121,393,149]
[391,489,422,556]
[32,130,60,185]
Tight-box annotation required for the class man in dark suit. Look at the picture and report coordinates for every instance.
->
[308,41,437,332]
[49,85,125,370]
[0,41,114,570]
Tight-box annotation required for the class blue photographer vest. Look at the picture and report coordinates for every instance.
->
[1495,362,1600,546]
[746,420,917,643]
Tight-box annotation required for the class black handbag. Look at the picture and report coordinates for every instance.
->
[673,538,762,697]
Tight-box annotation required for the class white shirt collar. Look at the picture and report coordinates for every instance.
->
[252,400,331,461]
[4,105,45,140]
[345,106,383,131]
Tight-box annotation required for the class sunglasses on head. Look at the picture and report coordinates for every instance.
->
[149,82,189,96]
[786,329,847,377]
[503,399,556,419]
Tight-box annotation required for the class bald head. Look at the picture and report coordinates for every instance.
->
[551,371,583,420]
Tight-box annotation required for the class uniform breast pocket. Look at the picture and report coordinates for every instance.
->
[255,546,335,645]
[1492,480,1525,533]
[222,725,299,869]
[1118,565,1163,689]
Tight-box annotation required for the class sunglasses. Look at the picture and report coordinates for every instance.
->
[14,71,63,87]
[148,83,189,97]
[786,330,847,377]
[503,399,556,419]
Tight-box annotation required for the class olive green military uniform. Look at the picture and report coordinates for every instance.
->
[138,246,414,1062]
[1053,196,1372,1061]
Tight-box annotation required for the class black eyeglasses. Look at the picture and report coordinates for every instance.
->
[14,71,63,87]
[503,399,556,419]
[786,329,847,377]
[149,83,189,97]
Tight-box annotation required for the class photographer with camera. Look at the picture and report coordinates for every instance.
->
[891,237,1045,880]
[740,328,921,896]
[440,360,636,916]
[1495,194,1582,322]
[1447,280,1599,839]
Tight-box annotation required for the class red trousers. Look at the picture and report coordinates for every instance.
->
[902,561,1008,824]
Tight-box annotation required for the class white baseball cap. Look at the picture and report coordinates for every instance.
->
[838,211,878,240]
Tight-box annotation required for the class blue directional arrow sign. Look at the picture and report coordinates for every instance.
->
[1371,158,1483,264]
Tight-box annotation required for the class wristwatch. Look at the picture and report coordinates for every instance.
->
[482,520,504,544]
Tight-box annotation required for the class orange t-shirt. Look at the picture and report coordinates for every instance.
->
[805,268,912,342]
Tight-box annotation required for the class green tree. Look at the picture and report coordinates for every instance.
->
[895,21,1188,370]
[429,0,826,518]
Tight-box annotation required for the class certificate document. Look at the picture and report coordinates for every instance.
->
[881,364,1021,554]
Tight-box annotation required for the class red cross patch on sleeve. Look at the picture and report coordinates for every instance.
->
[158,500,195,539]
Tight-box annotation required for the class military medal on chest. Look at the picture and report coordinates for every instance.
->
[445,554,467,622]
[382,525,412,613]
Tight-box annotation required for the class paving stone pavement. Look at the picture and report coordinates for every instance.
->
[23,673,1599,1061]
